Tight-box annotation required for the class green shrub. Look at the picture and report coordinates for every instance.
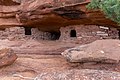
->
[87,0,120,25]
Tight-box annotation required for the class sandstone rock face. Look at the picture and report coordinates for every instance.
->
[16,0,118,32]
[62,40,120,63]
[0,0,20,6]
[0,0,20,27]
[0,0,119,32]
[36,69,120,80]
[0,48,17,68]
[0,5,21,29]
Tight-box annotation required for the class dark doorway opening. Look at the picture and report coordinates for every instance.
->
[50,31,60,40]
[118,29,120,39]
[24,27,32,35]
[70,30,76,37]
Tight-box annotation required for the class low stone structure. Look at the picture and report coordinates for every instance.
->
[0,25,118,44]
[60,25,118,44]
[0,27,52,40]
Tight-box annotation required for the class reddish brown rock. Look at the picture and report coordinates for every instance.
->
[62,40,120,63]
[0,0,20,6]
[0,0,119,32]
[0,5,21,29]
[0,48,17,68]
[17,0,118,32]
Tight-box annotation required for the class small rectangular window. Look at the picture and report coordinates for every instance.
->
[24,27,32,35]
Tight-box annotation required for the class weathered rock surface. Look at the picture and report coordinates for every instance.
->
[0,5,21,29]
[0,0,20,6]
[0,48,17,68]
[62,40,120,63]
[0,0,118,32]
[0,0,22,30]
[16,0,118,32]
[36,69,120,80]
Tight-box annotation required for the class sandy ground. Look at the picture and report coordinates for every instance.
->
[0,54,75,80]
[0,39,79,80]
[0,39,120,80]
[0,54,120,80]
[0,39,79,54]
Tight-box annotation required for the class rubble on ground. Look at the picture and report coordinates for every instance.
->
[36,69,120,80]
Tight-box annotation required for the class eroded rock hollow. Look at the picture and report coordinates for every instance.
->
[0,0,119,32]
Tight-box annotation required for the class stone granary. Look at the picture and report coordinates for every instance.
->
[59,25,118,43]
[0,25,118,45]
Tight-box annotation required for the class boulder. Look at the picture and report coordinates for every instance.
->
[0,48,17,68]
[62,40,120,63]
[35,69,120,80]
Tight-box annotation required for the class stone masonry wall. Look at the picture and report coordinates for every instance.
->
[59,25,118,44]
[0,27,52,40]
[0,25,118,44]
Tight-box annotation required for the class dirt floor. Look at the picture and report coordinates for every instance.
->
[0,54,70,80]
[0,39,79,80]
[0,39,120,80]
[1,54,120,80]
[0,39,79,54]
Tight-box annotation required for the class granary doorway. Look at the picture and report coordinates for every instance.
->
[70,30,76,37]
[118,29,120,39]
[24,27,32,35]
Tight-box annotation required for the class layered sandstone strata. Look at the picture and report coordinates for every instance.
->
[0,48,17,68]
[0,0,119,32]
[0,1,21,29]
[16,0,118,32]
